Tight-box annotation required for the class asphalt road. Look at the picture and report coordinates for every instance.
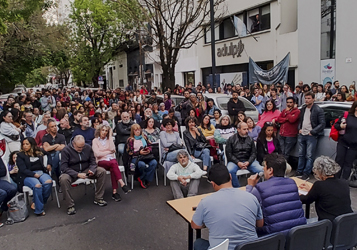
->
[1,169,356,250]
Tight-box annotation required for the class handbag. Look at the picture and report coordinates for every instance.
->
[137,153,155,162]
[195,142,211,150]
[329,111,348,141]
[168,143,185,152]
[5,193,29,225]
[4,134,19,141]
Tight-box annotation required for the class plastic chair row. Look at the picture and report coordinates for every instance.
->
[233,213,357,250]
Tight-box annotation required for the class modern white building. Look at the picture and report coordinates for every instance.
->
[106,0,357,90]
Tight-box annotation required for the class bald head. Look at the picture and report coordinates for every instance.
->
[73,135,85,152]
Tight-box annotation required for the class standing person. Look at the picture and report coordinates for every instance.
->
[251,88,264,115]
[280,85,293,111]
[178,90,192,122]
[256,122,282,165]
[296,92,325,180]
[92,125,130,202]
[60,135,107,215]
[256,100,281,128]
[334,101,357,179]
[205,98,218,119]
[191,164,263,250]
[164,92,172,111]
[40,90,56,112]
[268,88,282,110]
[315,84,326,102]
[167,150,204,199]
[277,97,300,161]
[227,92,246,125]
[331,80,340,95]
[226,122,262,188]
[16,138,53,216]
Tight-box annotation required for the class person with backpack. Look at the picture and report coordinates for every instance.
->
[334,101,357,179]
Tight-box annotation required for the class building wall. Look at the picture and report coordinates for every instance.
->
[335,0,357,86]
[105,52,128,89]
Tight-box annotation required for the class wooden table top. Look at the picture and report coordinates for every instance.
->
[166,177,312,223]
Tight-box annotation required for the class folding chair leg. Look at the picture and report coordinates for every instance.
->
[164,169,167,186]
[53,186,61,208]
[123,173,127,186]
[155,168,159,186]
[131,174,134,190]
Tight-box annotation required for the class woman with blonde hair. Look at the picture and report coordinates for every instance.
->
[92,124,130,201]
[126,124,157,189]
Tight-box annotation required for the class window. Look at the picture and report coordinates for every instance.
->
[119,80,124,87]
[321,0,335,59]
[322,106,349,128]
[204,4,270,43]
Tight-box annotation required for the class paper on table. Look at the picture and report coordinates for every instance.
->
[299,189,308,195]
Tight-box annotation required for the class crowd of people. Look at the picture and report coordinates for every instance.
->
[0,81,355,241]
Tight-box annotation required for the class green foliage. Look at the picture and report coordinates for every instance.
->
[69,0,138,86]
[24,67,49,87]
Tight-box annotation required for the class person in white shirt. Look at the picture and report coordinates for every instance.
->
[167,150,205,199]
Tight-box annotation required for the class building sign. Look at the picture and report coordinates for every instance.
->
[321,59,335,85]
[217,40,244,58]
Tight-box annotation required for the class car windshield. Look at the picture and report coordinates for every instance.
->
[322,106,350,128]
[216,97,256,111]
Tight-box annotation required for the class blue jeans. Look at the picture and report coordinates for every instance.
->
[131,158,157,182]
[279,136,297,160]
[194,238,209,250]
[227,160,263,187]
[24,172,53,214]
[51,151,61,179]
[118,143,125,155]
[297,134,318,175]
[0,180,17,211]
[193,148,211,170]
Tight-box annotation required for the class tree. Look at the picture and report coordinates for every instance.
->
[69,0,137,87]
[117,0,225,90]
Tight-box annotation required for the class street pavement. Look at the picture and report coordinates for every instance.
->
[1,168,356,250]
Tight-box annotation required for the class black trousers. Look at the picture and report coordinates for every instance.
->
[335,142,357,179]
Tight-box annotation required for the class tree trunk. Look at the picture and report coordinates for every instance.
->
[161,65,175,91]
[92,75,99,88]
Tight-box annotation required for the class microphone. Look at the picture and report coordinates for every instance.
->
[258,172,264,178]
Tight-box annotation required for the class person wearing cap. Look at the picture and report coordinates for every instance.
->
[191,163,263,250]
[299,156,352,222]
[246,154,306,236]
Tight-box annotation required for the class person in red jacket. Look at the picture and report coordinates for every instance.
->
[276,97,300,161]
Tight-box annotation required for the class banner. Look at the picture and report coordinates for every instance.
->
[249,53,290,85]
[321,59,335,85]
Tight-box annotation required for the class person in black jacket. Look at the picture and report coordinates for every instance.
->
[115,112,135,157]
[334,101,357,179]
[296,92,325,180]
[256,122,282,165]
[0,157,17,218]
[183,117,211,172]
[16,137,53,216]
[227,92,246,125]
[226,122,263,187]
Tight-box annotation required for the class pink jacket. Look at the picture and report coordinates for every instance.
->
[256,110,281,128]
[92,136,116,163]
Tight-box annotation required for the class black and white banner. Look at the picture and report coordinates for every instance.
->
[249,53,290,85]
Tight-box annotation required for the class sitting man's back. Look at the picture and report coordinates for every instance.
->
[246,154,306,236]
[191,164,263,250]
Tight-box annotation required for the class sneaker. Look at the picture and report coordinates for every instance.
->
[300,174,310,181]
[0,222,3,228]
[94,199,108,207]
[121,185,131,194]
[137,177,147,189]
[130,163,136,172]
[112,193,122,202]
[58,187,62,193]
[67,206,76,215]
[295,171,303,177]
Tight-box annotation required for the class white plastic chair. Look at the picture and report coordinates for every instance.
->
[223,144,251,177]
[158,139,174,186]
[211,239,229,250]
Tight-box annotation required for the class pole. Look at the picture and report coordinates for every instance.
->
[329,0,335,59]
[210,0,216,90]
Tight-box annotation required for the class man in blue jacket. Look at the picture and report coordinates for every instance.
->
[246,154,306,236]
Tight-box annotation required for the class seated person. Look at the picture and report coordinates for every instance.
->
[42,119,66,185]
[167,150,205,199]
[246,154,306,236]
[58,118,76,145]
[299,156,353,222]
[191,164,263,250]
[72,116,95,145]
[69,110,83,130]
[92,124,130,202]
[158,103,168,117]
[160,119,185,163]
[16,138,53,216]
[160,114,179,132]
[7,151,19,187]
[226,122,263,188]
[214,115,236,144]
[139,108,161,129]
[126,124,157,189]
[210,109,221,127]
[198,115,215,140]
[60,135,107,215]
[0,110,21,152]
[0,157,17,221]
[115,112,135,157]
[183,117,211,172]
[256,122,282,165]
[247,117,261,141]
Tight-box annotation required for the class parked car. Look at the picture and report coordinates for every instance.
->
[290,101,352,159]
[0,86,26,103]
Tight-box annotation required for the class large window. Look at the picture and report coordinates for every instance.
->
[321,0,336,59]
[204,4,270,44]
